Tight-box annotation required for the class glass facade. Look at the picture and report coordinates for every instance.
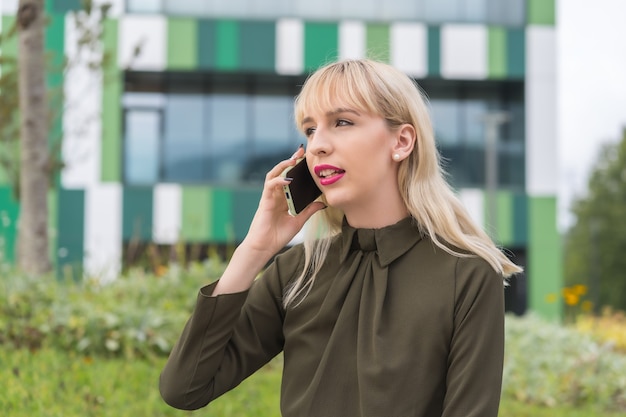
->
[123,72,524,190]
[123,72,304,185]
[125,0,527,26]
[426,81,525,189]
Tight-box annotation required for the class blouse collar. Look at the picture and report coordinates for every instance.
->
[339,216,423,267]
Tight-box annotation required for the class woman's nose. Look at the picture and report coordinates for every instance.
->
[307,129,331,156]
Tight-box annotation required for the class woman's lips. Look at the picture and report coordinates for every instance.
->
[314,164,345,186]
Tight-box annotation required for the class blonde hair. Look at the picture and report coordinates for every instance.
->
[283,59,522,308]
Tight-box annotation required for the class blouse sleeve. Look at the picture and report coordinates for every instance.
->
[442,256,506,417]
[159,245,304,410]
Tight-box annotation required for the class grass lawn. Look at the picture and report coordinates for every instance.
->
[1,348,624,417]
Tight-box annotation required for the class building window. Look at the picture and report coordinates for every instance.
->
[423,79,525,190]
[123,72,524,190]
[123,93,165,185]
[123,71,305,186]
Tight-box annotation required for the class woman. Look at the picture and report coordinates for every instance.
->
[160,59,522,417]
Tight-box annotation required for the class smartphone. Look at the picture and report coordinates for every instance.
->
[282,158,322,216]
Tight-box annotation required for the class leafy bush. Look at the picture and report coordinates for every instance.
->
[576,308,626,353]
[0,260,224,359]
[3,262,626,414]
[503,314,626,412]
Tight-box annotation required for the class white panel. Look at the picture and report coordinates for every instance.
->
[84,184,122,282]
[390,22,428,78]
[1,0,18,14]
[153,184,182,244]
[459,188,485,230]
[339,21,366,60]
[100,0,124,17]
[118,15,166,71]
[276,19,304,75]
[61,14,102,189]
[441,24,488,79]
[526,27,558,196]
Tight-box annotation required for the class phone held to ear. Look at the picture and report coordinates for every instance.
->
[282,158,322,216]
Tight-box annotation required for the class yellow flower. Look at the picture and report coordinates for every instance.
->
[564,293,579,306]
[573,284,588,296]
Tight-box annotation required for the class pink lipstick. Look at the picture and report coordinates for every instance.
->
[314,164,345,186]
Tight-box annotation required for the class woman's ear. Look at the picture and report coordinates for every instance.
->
[391,124,416,161]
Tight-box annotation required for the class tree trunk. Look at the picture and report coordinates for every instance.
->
[16,0,51,274]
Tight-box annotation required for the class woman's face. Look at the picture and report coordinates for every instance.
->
[301,104,402,217]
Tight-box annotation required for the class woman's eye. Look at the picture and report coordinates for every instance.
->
[305,127,316,137]
[336,119,352,127]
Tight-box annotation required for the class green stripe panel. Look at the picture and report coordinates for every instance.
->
[45,13,65,89]
[41,2,62,270]
[101,19,122,182]
[0,186,20,263]
[48,190,58,269]
[123,187,154,241]
[210,188,234,242]
[48,0,81,13]
[365,24,390,63]
[304,22,338,71]
[0,16,19,187]
[427,26,441,77]
[197,20,217,69]
[167,18,198,70]
[512,193,528,246]
[1,16,19,185]
[56,188,85,280]
[45,13,65,183]
[488,27,506,79]
[239,21,276,72]
[506,28,525,78]
[232,188,262,242]
[496,191,514,245]
[1,16,18,57]
[528,0,556,26]
[0,141,18,187]
[181,187,211,242]
[216,20,239,70]
[528,196,562,320]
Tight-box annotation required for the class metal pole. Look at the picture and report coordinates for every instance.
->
[482,112,509,239]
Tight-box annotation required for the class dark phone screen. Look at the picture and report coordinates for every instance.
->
[286,159,322,214]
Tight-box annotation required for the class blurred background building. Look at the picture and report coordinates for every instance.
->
[0,0,559,317]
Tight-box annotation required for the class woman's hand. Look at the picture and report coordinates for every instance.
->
[242,146,326,258]
[211,146,326,296]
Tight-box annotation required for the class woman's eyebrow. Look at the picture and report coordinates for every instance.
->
[301,108,361,126]
[329,107,361,117]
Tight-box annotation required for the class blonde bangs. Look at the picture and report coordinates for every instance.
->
[294,61,382,131]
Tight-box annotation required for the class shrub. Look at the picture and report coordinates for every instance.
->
[0,260,224,359]
[3,262,626,414]
[504,314,626,412]
[575,308,626,353]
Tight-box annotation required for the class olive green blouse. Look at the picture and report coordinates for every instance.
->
[160,217,505,417]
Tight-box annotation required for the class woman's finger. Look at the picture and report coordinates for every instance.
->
[265,146,305,180]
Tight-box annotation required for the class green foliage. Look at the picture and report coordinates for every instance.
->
[504,314,626,412]
[0,261,225,359]
[564,129,626,311]
[2,267,626,415]
[0,348,282,417]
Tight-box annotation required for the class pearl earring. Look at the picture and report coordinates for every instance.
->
[393,153,401,161]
